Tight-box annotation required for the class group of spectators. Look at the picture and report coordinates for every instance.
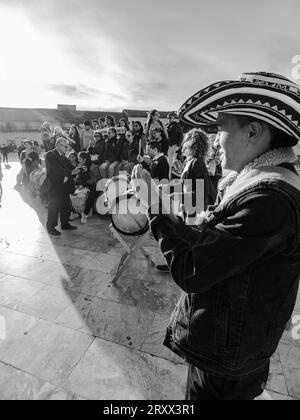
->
[6,109,222,234]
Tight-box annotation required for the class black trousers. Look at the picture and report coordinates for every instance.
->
[47,191,71,230]
[84,184,99,216]
[185,363,270,401]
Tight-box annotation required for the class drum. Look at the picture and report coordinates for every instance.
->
[95,193,109,216]
[105,174,131,205]
[110,191,149,236]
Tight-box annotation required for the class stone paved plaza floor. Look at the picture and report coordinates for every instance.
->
[0,155,299,400]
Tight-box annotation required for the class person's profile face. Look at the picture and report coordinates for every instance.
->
[216,113,248,171]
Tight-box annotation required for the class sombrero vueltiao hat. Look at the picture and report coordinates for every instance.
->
[178,72,300,142]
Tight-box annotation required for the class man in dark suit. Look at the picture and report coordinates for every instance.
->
[45,138,77,236]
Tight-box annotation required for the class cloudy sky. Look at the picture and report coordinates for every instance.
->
[0,0,299,111]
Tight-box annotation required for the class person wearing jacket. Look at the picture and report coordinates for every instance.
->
[99,127,118,179]
[167,113,184,147]
[117,130,139,175]
[87,131,106,165]
[132,72,300,400]
[45,138,77,236]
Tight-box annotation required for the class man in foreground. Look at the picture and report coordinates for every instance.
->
[132,72,300,400]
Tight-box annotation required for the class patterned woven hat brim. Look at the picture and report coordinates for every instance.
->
[178,72,300,141]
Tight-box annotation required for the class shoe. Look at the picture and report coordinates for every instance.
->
[47,228,61,236]
[61,224,78,230]
[156,264,170,273]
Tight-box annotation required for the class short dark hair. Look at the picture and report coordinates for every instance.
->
[78,151,91,169]
[84,120,91,126]
[234,115,297,149]
[92,119,98,124]
[148,141,161,152]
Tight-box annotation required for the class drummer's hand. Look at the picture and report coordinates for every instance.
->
[131,164,159,209]
[137,155,143,163]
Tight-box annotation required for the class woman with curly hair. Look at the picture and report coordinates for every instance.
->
[181,128,217,216]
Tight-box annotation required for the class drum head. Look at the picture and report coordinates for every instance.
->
[105,174,130,204]
[96,193,109,216]
[110,193,149,236]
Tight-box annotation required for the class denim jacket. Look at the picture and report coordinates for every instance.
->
[149,160,300,378]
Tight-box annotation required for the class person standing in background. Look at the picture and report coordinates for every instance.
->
[41,122,54,152]
[167,112,184,148]
[69,125,81,153]
[105,115,116,128]
[145,110,168,141]
[80,120,94,151]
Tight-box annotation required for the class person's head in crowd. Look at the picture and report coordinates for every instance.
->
[53,127,64,138]
[148,110,160,123]
[24,140,33,151]
[107,127,117,140]
[118,118,130,131]
[41,121,51,131]
[84,120,92,131]
[182,129,209,161]
[78,151,91,170]
[67,151,78,168]
[125,130,134,143]
[93,131,103,143]
[147,141,161,158]
[98,117,106,129]
[146,110,163,134]
[70,124,80,137]
[105,115,115,128]
[214,113,298,172]
[92,119,99,130]
[132,121,144,136]
[56,137,69,155]
[167,112,178,124]
[41,123,51,140]
[152,127,167,142]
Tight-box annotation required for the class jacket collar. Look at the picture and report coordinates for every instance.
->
[219,147,296,193]
[153,153,165,162]
[219,147,300,206]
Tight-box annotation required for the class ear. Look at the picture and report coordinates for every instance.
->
[247,121,263,142]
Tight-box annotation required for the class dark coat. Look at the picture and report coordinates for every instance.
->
[167,121,184,146]
[45,149,74,195]
[149,163,300,378]
[151,154,169,181]
[104,137,118,163]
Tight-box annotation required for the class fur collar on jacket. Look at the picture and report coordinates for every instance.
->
[218,147,297,194]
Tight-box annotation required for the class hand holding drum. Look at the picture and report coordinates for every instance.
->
[131,164,172,215]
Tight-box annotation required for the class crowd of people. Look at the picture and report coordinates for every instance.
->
[6,110,222,236]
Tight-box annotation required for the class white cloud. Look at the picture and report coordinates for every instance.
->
[0,0,299,110]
